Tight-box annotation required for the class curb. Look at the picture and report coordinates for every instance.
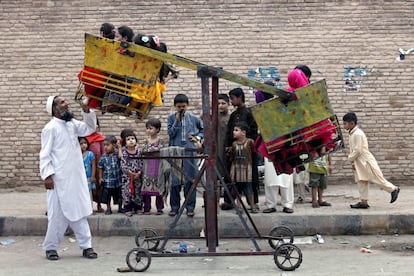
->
[2,213,414,237]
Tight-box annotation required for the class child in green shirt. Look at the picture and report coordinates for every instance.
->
[308,155,332,208]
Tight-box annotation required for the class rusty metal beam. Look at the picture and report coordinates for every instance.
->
[197,65,293,101]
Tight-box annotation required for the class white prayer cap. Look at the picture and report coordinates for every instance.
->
[46,96,57,116]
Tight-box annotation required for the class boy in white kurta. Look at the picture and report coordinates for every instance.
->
[343,112,400,209]
[39,96,98,260]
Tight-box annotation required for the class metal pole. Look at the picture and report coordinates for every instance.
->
[199,73,218,252]
[211,76,219,246]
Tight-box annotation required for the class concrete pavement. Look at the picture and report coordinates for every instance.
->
[1,183,413,237]
[1,235,414,275]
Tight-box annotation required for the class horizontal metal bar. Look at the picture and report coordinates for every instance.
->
[149,251,275,257]
[128,154,208,160]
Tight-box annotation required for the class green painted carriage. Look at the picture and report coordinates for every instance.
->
[250,80,344,173]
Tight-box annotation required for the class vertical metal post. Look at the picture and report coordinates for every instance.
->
[200,74,218,252]
[211,76,219,246]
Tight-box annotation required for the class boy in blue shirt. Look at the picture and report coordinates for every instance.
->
[97,135,122,215]
[167,94,203,217]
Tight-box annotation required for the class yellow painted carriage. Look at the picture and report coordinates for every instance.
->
[76,34,169,120]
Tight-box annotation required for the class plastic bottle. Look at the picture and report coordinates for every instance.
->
[170,244,180,253]
[187,245,200,253]
[170,242,200,253]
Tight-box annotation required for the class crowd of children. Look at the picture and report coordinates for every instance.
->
[78,85,401,217]
[80,121,166,216]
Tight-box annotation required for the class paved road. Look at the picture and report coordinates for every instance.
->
[1,235,414,275]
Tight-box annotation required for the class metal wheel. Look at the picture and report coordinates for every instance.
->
[135,228,160,251]
[126,248,152,272]
[268,226,294,249]
[273,243,303,271]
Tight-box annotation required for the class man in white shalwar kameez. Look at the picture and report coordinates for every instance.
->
[39,96,98,260]
[262,158,294,213]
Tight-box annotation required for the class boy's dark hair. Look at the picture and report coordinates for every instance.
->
[234,121,250,133]
[146,118,161,130]
[78,136,90,149]
[295,64,312,81]
[100,23,115,39]
[218,93,229,103]
[229,87,245,103]
[343,112,358,124]
[120,128,136,147]
[174,93,189,105]
[105,135,118,145]
[118,26,134,42]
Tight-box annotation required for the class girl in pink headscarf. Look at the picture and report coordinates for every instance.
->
[286,68,309,93]
[287,68,336,158]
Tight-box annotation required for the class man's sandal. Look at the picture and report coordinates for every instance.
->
[82,248,98,259]
[350,202,370,209]
[45,250,59,261]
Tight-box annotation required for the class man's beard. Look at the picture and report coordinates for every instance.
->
[57,107,74,121]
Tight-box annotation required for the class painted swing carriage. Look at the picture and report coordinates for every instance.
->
[76,33,176,120]
[251,79,344,175]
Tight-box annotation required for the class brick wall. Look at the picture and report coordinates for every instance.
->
[1,0,413,188]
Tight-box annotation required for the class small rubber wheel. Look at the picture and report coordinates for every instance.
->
[273,243,303,271]
[135,228,160,251]
[126,248,152,272]
[268,226,294,249]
